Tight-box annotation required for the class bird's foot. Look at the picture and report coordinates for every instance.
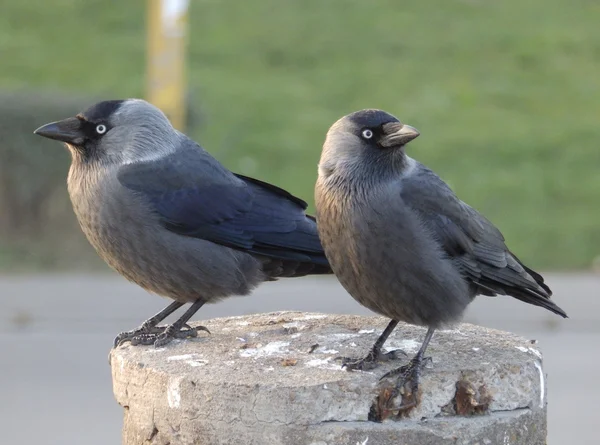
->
[337,349,407,371]
[113,323,159,348]
[115,324,210,347]
[380,355,432,415]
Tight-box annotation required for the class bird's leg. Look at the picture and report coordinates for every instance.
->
[380,327,435,415]
[129,299,211,348]
[114,301,184,347]
[338,320,406,371]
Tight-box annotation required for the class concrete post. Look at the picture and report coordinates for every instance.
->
[110,312,547,445]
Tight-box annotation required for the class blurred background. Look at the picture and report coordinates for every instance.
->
[0,0,598,443]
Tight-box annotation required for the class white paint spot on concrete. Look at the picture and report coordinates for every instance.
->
[144,347,167,353]
[237,321,250,326]
[324,333,359,340]
[472,347,480,352]
[187,360,208,367]
[291,333,302,339]
[384,339,420,354]
[305,357,343,371]
[534,361,545,408]
[239,341,290,358]
[515,345,543,360]
[357,437,369,445]
[167,376,183,409]
[319,349,339,354]
[236,337,246,342]
[306,358,332,367]
[167,353,208,367]
[283,321,306,330]
[358,329,375,334]
[298,314,328,320]
[444,328,468,336]
[264,366,275,372]
[350,342,357,347]
[168,354,196,361]
[263,341,289,354]
[323,384,328,389]
[529,347,543,359]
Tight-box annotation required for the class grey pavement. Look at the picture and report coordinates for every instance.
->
[0,273,597,444]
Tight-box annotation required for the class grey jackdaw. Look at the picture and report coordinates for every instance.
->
[315,109,567,413]
[34,99,331,347]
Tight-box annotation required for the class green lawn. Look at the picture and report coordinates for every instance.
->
[1,0,599,269]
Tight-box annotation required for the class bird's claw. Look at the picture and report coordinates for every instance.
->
[336,348,407,371]
[380,355,432,416]
[115,324,210,348]
[337,356,379,371]
[113,326,153,348]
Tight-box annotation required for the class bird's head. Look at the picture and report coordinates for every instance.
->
[319,109,419,180]
[34,99,175,165]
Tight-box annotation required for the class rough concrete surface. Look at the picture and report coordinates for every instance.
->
[111,312,547,445]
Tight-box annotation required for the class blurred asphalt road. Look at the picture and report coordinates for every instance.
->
[0,273,597,444]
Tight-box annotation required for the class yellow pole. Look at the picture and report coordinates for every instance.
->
[146,0,189,130]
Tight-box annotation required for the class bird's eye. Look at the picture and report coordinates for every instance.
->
[95,124,107,134]
[361,129,374,139]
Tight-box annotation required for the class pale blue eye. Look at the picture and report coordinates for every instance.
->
[96,124,107,134]
[361,129,373,139]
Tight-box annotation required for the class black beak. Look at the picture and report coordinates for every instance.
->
[380,122,420,148]
[34,117,84,145]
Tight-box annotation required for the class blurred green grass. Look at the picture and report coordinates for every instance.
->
[1,0,599,269]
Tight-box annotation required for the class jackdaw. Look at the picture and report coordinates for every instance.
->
[315,109,567,412]
[34,99,331,347]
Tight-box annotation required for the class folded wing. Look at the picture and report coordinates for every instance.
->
[400,163,566,318]
[117,144,331,277]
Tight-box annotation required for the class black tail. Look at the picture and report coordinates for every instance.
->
[477,251,568,319]
[510,252,567,318]
[509,287,568,318]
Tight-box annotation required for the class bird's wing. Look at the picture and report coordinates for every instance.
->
[117,146,329,271]
[399,162,566,317]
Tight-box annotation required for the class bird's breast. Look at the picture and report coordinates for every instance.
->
[66,164,263,302]
[315,180,469,326]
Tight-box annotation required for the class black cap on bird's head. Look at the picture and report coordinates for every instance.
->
[33,99,173,164]
[319,109,420,179]
[331,109,420,149]
[33,100,126,147]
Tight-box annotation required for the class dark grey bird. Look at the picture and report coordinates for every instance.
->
[34,99,331,347]
[315,109,567,412]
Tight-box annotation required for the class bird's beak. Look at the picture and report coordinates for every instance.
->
[34,117,84,145]
[380,122,420,148]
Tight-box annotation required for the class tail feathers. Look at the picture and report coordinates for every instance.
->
[509,287,568,318]
[509,251,553,296]
[476,276,568,318]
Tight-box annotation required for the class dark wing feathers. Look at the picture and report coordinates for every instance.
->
[234,173,309,209]
[401,164,567,318]
[117,148,331,275]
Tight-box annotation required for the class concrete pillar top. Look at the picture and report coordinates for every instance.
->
[111,311,546,445]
